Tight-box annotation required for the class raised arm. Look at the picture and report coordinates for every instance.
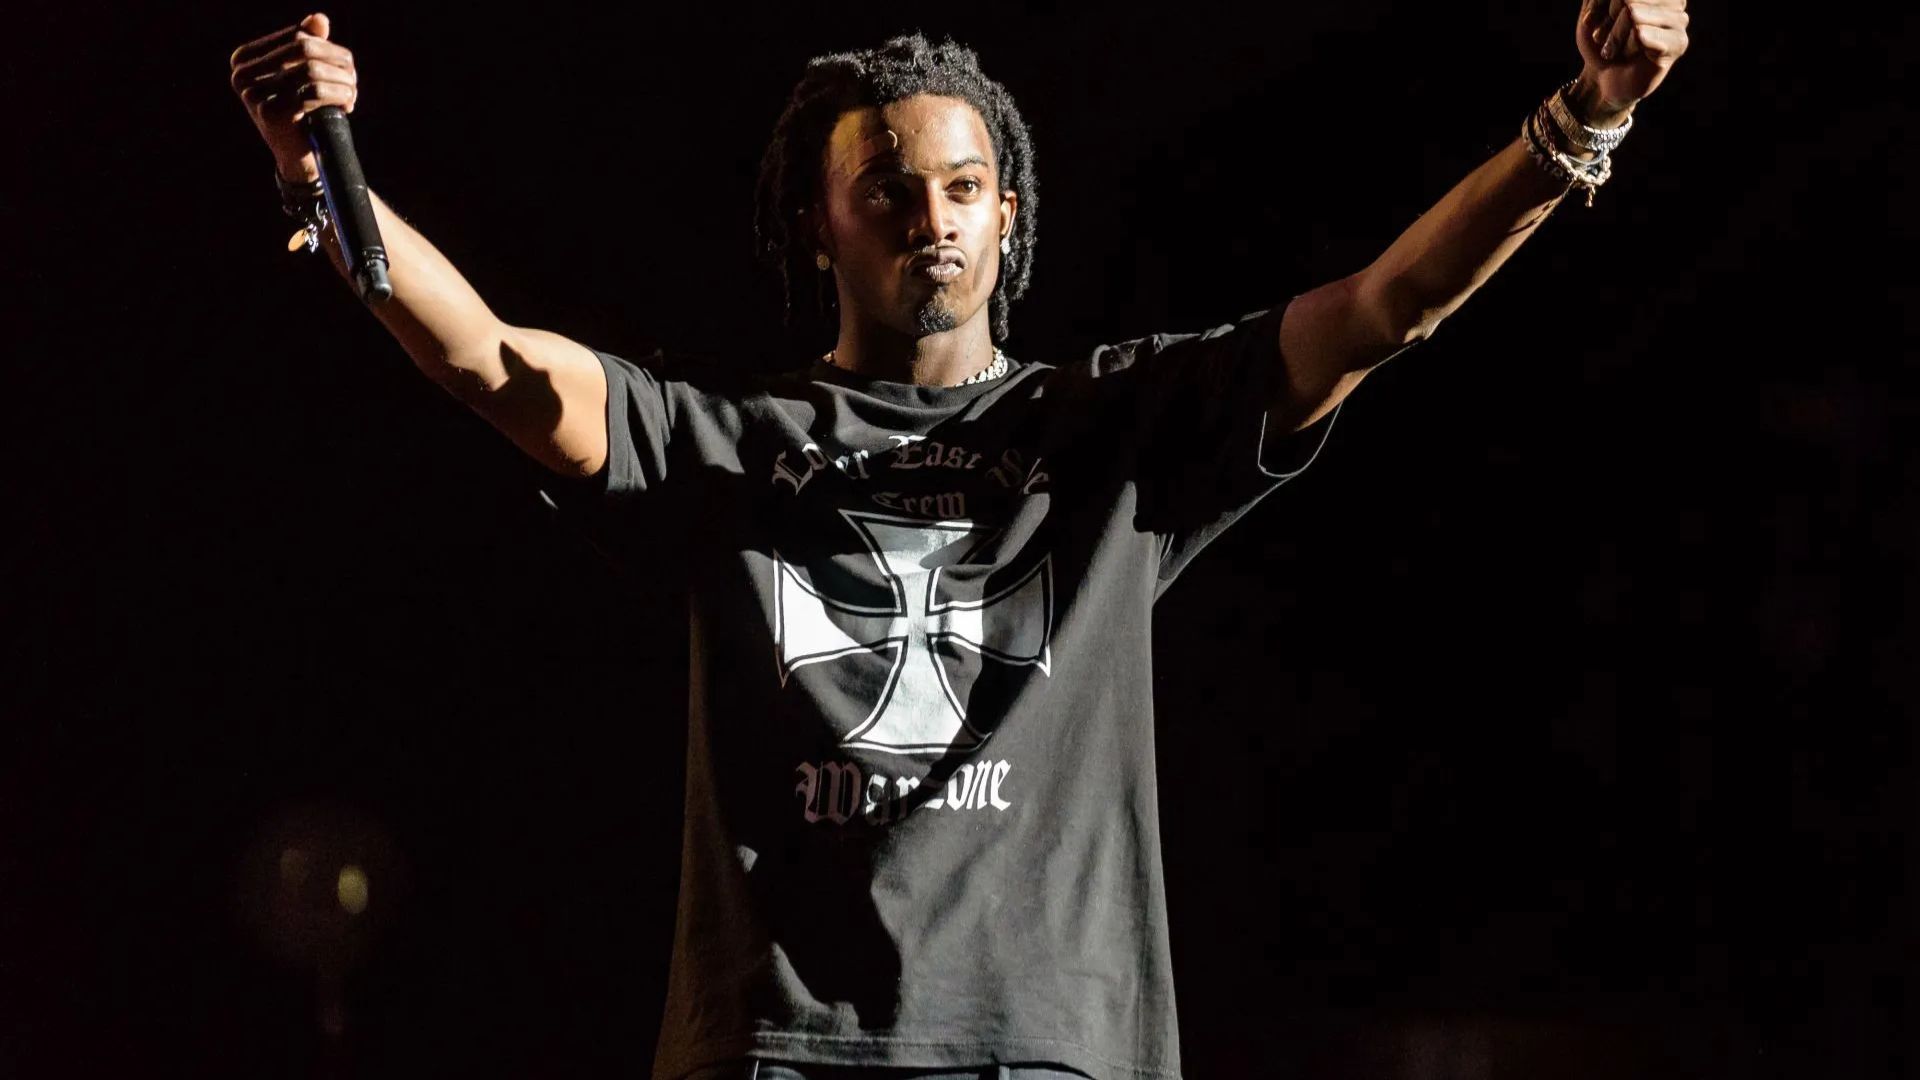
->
[1268,0,1690,433]
[228,14,611,479]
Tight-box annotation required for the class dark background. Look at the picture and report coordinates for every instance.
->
[7,3,1911,1078]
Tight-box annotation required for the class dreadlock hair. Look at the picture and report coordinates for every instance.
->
[753,32,1039,353]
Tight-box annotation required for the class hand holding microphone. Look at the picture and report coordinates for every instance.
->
[230,13,389,305]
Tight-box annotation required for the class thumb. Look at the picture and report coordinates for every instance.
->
[301,12,330,39]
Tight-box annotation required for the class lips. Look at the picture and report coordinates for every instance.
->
[908,250,966,270]
[908,250,965,283]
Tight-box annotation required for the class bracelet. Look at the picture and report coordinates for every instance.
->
[1534,98,1608,177]
[275,171,329,253]
[1528,106,1611,186]
[1522,102,1611,207]
[1546,79,1632,154]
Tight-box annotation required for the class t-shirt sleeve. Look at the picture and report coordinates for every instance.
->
[1094,304,1341,590]
[536,347,677,564]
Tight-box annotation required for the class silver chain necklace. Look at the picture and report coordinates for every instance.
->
[822,347,1008,386]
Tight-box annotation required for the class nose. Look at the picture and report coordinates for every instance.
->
[906,179,959,248]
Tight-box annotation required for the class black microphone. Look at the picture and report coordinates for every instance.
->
[304,105,392,305]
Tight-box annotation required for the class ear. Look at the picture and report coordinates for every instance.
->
[805,201,836,261]
[999,188,1019,245]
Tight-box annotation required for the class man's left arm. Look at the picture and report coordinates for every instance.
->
[1268,0,1690,433]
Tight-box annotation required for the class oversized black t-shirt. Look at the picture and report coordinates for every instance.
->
[547,306,1339,1080]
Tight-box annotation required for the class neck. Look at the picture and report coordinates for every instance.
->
[831,314,996,387]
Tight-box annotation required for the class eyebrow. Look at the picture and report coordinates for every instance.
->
[855,154,992,178]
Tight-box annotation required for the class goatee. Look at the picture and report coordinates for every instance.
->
[914,296,960,336]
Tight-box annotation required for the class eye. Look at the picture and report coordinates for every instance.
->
[951,178,983,197]
[864,179,901,205]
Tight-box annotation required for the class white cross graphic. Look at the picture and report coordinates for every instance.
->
[773,509,1052,754]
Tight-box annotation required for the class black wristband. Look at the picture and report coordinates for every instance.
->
[275,168,325,212]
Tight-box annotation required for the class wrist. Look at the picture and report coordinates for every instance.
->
[1570,70,1636,129]
[274,152,319,185]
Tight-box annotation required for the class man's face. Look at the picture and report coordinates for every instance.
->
[815,94,1018,339]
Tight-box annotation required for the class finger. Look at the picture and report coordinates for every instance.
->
[1623,23,1689,62]
[233,33,357,83]
[1602,5,1637,60]
[1624,3,1689,31]
[1576,0,1611,57]
[229,23,301,68]
[231,42,353,99]
[1592,0,1626,46]
[230,34,355,92]
[245,79,358,119]
[239,60,356,104]
[240,55,356,94]
[257,77,356,123]
[241,64,355,106]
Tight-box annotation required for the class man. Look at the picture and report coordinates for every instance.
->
[228,7,1688,1079]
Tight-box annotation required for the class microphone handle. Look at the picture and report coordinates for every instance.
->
[305,106,392,305]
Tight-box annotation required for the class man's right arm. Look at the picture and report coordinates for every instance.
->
[229,13,610,480]
[322,192,613,480]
